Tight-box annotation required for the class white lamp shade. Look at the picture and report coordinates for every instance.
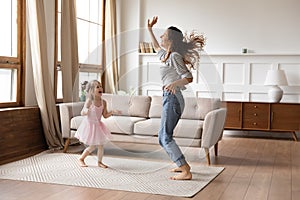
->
[264,69,288,86]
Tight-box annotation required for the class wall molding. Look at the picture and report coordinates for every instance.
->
[138,54,300,103]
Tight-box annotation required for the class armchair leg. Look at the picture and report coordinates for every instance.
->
[204,148,211,165]
[214,142,219,157]
[63,138,70,153]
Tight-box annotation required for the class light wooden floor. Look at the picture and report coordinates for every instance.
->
[1,134,300,200]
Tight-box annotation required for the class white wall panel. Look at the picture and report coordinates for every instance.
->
[197,63,219,84]
[279,63,300,86]
[283,93,300,103]
[223,63,245,85]
[249,93,268,102]
[196,91,218,98]
[250,63,271,85]
[223,92,244,101]
[146,62,161,83]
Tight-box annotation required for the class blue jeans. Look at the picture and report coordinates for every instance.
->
[158,90,187,167]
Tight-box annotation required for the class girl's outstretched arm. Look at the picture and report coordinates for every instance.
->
[81,99,92,116]
[102,100,121,118]
[102,100,111,118]
[147,16,161,52]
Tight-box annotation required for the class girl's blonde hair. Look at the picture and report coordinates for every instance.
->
[85,80,101,100]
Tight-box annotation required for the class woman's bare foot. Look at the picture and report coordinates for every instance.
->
[170,167,182,172]
[98,162,108,168]
[78,159,88,167]
[170,163,192,180]
[170,163,190,173]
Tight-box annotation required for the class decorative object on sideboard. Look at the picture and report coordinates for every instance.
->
[241,47,248,54]
[264,69,288,102]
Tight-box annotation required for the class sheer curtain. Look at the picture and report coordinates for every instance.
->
[102,0,119,93]
[26,0,63,148]
[61,0,79,102]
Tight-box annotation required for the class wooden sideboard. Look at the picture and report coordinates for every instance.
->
[223,101,300,141]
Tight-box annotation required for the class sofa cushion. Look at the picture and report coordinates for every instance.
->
[102,94,151,118]
[174,119,203,139]
[149,96,162,118]
[129,95,152,117]
[134,117,203,139]
[102,116,147,135]
[149,96,220,120]
[181,97,220,120]
[134,118,161,136]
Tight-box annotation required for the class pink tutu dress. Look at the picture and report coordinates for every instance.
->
[75,103,112,145]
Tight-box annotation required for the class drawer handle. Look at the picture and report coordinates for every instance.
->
[253,122,257,125]
[254,105,257,108]
[253,113,257,116]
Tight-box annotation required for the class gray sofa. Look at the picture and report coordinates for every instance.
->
[59,94,227,165]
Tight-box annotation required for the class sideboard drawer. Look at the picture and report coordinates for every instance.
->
[271,103,300,131]
[242,103,270,130]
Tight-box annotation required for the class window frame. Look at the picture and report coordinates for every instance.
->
[55,0,105,102]
[0,0,25,108]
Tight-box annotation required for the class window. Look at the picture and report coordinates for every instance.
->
[0,0,24,107]
[56,0,104,101]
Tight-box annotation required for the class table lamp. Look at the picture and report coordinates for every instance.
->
[264,69,288,102]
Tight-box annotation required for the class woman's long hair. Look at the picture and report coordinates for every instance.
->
[167,26,206,69]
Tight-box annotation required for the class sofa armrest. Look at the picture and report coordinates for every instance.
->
[59,102,84,138]
[201,108,227,149]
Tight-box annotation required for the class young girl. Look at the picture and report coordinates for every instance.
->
[147,16,205,180]
[75,80,119,168]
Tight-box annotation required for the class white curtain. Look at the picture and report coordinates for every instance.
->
[61,0,79,102]
[102,0,119,93]
[26,0,63,148]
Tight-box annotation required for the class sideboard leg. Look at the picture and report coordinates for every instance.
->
[292,131,298,141]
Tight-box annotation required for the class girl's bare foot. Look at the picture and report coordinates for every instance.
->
[98,162,108,168]
[170,163,192,180]
[78,159,88,167]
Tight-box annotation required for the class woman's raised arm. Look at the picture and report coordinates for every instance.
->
[147,16,161,52]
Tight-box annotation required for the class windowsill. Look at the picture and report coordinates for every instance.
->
[0,106,39,112]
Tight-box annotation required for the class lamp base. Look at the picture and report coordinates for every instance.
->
[268,85,283,103]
